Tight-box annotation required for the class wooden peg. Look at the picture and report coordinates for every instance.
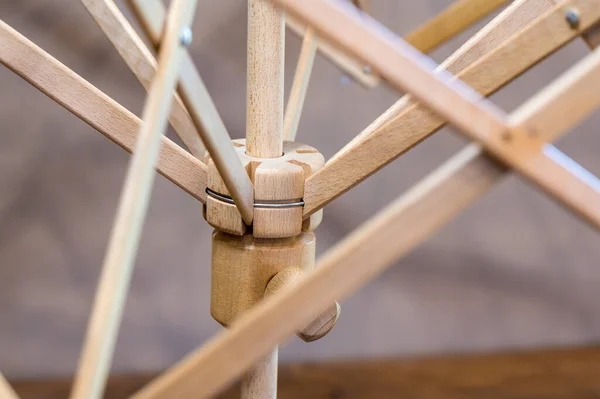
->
[265,267,340,342]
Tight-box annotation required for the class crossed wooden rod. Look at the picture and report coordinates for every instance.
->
[1,0,600,397]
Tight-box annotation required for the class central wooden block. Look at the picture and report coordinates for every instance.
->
[204,140,324,238]
[211,231,316,326]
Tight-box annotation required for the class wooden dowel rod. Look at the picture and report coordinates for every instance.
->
[130,47,596,396]
[246,0,285,158]
[286,15,381,89]
[0,373,19,399]
[240,349,278,399]
[301,0,600,217]
[80,0,206,158]
[405,0,512,53]
[126,0,255,225]
[283,27,317,141]
[70,1,197,398]
[0,20,208,204]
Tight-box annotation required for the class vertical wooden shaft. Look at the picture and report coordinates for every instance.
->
[241,349,278,399]
[246,0,285,157]
[244,1,284,392]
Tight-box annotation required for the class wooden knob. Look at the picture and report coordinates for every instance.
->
[265,267,340,342]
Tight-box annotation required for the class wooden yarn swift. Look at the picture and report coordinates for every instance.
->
[1,0,600,398]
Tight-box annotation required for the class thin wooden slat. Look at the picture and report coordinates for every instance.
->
[0,20,208,203]
[286,16,381,89]
[405,0,512,53]
[278,0,600,229]
[80,0,206,158]
[70,1,198,398]
[330,0,556,160]
[302,0,600,217]
[131,45,600,398]
[0,373,19,399]
[126,0,255,224]
[283,27,317,141]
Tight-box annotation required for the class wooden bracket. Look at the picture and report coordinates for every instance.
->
[204,140,324,238]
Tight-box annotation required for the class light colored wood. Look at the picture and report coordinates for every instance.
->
[509,46,600,136]
[276,0,600,229]
[336,0,555,154]
[0,20,208,204]
[286,16,381,89]
[265,267,340,342]
[0,373,19,399]
[210,232,316,399]
[131,144,507,399]
[241,350,278,399]
[246,0,285,158]
[205,140,324,239]
[283,27,317,141]
[127,0,255,225]
[70,1,197,398]
[302,0,600,217]
[80,0,206,158]
[404,0,512,53]
[131,30,600,398]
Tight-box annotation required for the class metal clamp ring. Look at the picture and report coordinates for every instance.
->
[206,188,305,209]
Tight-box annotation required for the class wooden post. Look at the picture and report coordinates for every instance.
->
[242,0,284,396]
[246,0,285,158]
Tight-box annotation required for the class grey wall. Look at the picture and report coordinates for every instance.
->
[1,0,600,378]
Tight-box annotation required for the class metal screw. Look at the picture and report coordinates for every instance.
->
[565,9,580,29]
[180,26,193,47]
[362,65,372,75]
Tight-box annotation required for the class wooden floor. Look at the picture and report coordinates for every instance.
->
[10,346,600,398]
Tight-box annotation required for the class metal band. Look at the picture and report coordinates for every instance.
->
[205,188,305,209]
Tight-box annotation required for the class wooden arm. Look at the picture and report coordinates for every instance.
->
[0,374,19,399]
[0,20,208,203]
[405,0,512,53]
[130,43,600,398]
[302,0,600,217]
[126,0,255,225]
[279,0,600,229]
[71,1,198,398]
[286,15,381,89]
[80,0,206,158]
[283,27,317,141]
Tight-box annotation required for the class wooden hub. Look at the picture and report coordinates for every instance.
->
[211,230,340,341]
[203,139,324,238]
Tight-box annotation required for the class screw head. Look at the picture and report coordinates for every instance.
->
[179,26,193,47]
[565,9,580,29]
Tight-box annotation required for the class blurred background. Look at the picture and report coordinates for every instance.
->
[1,0,600,381]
